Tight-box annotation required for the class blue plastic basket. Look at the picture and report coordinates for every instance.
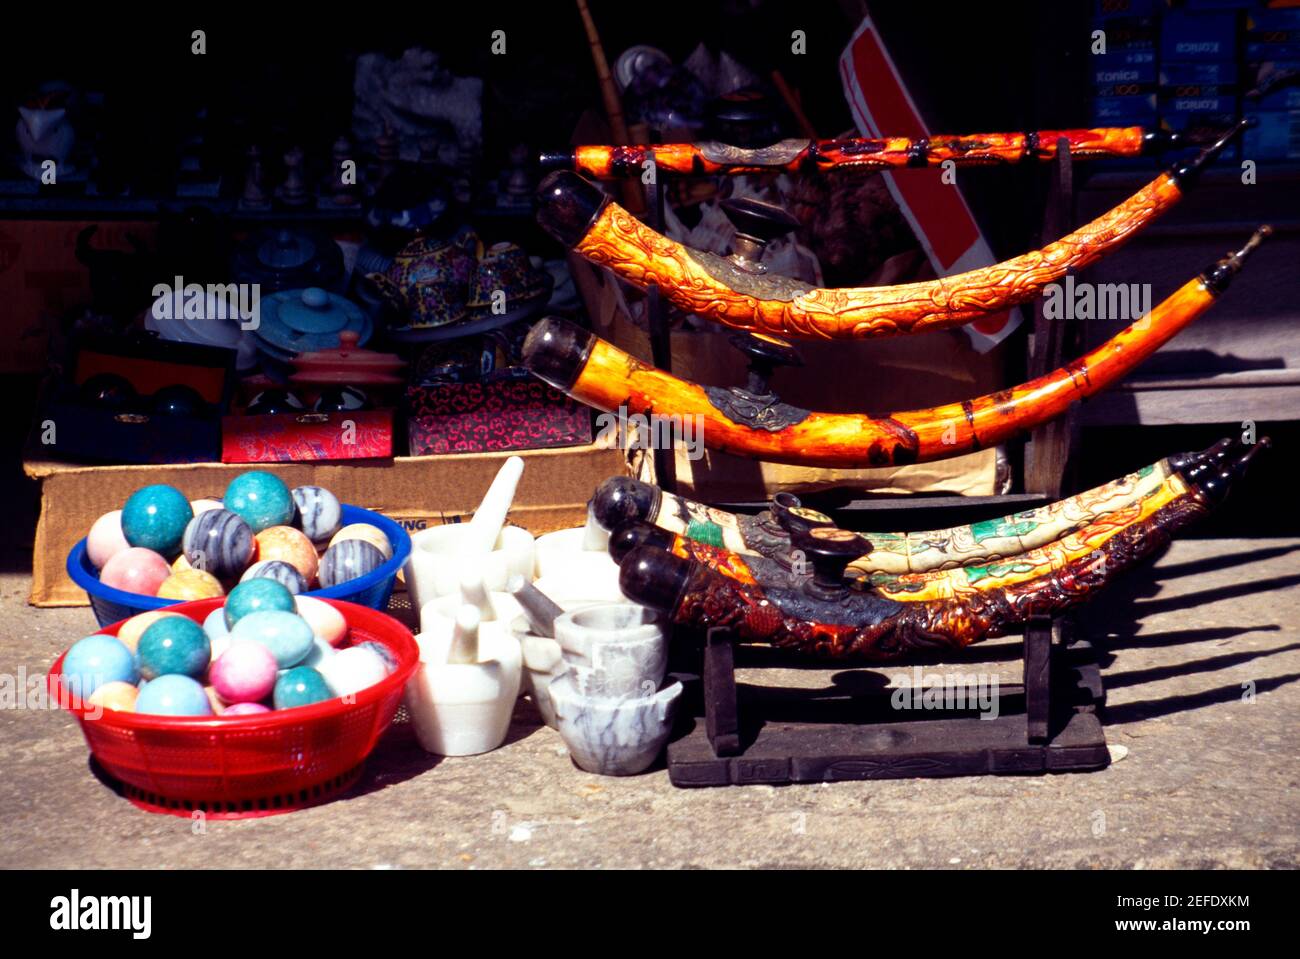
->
[68,504,412,628]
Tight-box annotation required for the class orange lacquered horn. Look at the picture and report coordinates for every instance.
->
[535,121,1246,341]
[524,227,1270,468]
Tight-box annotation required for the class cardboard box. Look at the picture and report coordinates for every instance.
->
[1243,109,1300,158]
[23,441,627,607]
[1161,11,1241,62]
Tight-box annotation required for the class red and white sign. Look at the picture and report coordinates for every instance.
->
[839,17,1022,351]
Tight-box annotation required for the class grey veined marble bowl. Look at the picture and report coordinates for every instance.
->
[548,674,683,776]
[554,603,666,700]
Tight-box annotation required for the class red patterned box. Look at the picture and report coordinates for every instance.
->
[407,374,592,455]
[221,410,394,463]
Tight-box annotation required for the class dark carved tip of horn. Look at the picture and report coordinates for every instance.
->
[537,151,577,171]
[1169,117,1249,187]
[590,476,661,531]
[618,545,694,614]
[1140,128,1185,154]
[1201,225,1272,295]
[535,170,610,247]
[1168,436,1234,474]
[521,316,595,392]
[608,521,675,564]
[1196,437,1270,502]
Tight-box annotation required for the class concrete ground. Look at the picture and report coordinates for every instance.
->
[2,537,1297,869]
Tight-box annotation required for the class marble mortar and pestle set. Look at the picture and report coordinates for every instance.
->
[510,577,682,776]
[402,457,678,771]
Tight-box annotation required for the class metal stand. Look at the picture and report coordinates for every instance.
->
[643,173,676,491]
[666,614,1109,787]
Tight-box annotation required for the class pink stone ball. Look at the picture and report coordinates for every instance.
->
[98,547,172,596]
[87,510,131,569]
[209,641,278,704]
[221,701,271,716]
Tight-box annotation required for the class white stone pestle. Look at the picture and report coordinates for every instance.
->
[465,455,525,557]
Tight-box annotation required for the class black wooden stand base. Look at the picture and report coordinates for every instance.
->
[666,618,1110,787]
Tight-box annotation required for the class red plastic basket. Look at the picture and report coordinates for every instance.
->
[48,597,418,819]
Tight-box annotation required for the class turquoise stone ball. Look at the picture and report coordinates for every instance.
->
[273,666,334,710]
[223,471,294,533]
[61,634,138,700]
[230,610,314,669]
[135,674,213,716]
[224,578,297,629]
[121,485,194,555]
[137,616,211,681]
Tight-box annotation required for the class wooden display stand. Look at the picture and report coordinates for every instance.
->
[666,616,1110,787]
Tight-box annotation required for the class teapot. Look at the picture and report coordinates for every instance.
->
[366,226,480,329]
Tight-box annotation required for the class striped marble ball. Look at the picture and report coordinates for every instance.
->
[291,485,343,545]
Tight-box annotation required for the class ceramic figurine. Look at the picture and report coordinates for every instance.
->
[183,508,254,580]
[545,125,1188,179]
[330,135,360,207]
[549,675,683,776]
[524,227,1270,469]
[241,144,271,210]
[16,85,76,180]
[407,606,520,756]
[534,123,1244,341]
[616,440,1267,661]
[278,145,310,207]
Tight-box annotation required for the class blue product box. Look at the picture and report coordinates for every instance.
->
[1161,11,1240,61]
[1247,8,1300,34]
[1242,110,1300,159]
[1160,60,1240,85]
[1093,49,1158,85]
[1185,0,1261,9]
[1093,0,1159,20]
[1093,94,1159,123]
[1252,61,1300,109]
[1161,93,1237,116]
[1095,16,1159,51]
[1247,40,1300,60]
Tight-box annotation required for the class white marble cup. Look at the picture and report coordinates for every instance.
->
[510,615,568,729]
[554,604,666,700]
[419,590,523,637]
[533,568,626,606]
[533,526,614,578]
[548,675,683,776]
[405,524,535,610]
[406,614,523,756]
